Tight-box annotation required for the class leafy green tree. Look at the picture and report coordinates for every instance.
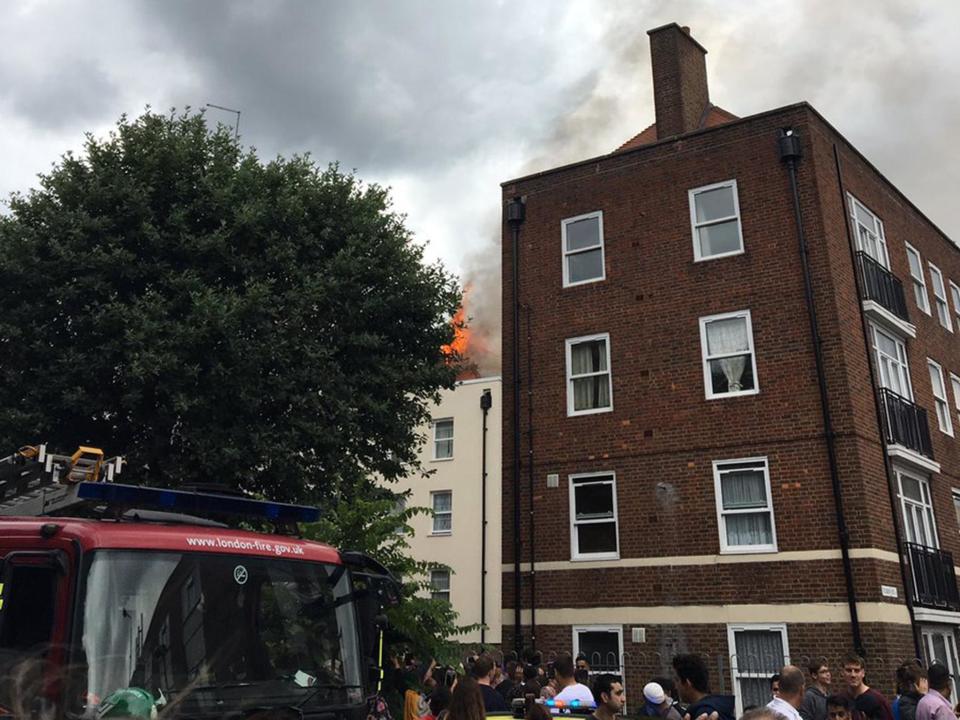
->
[0,110,461,502]
[307,487,476,665]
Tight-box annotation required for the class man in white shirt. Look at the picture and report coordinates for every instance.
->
[554,655,595,705]
[767,666,805,720]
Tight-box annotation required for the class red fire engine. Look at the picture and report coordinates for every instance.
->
[0,445,399,720]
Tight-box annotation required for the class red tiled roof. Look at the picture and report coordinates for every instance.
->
[614,104,739,153]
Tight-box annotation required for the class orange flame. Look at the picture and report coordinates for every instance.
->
[442,285,481,379]
[442,304,470,358]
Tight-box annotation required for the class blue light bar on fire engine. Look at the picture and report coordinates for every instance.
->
[75,482,320,523]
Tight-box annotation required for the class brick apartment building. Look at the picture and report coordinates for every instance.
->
[500,23,960,710]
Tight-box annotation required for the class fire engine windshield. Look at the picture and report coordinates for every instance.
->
[73,550,363,716]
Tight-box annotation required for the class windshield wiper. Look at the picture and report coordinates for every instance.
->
[187,682,258,692]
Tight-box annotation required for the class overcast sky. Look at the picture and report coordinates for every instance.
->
[2,1,958,372]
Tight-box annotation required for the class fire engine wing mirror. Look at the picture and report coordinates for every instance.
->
[340,551,402,608]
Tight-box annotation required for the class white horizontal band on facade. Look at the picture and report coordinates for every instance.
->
[502,602,912,626]
[502,547,902,573]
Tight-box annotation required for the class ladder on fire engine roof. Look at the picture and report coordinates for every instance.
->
[0,444,320,528]
[0,444,125,517]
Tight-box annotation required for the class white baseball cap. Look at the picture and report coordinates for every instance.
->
[643,682,666,705]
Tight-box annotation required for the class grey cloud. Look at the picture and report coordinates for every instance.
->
[138,0,580,174]
[2,0,960,376]
[0,56,119,131]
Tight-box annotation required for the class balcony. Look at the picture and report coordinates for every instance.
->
[906,542,960,612]
[856,252,915,337]
[880,389,935,469]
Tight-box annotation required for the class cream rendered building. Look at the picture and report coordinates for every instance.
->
[395,376,502,645]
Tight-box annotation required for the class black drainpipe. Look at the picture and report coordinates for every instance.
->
[779,129,864,655]
[480,388,492,645]
[526,303,537,650]
[832,144,923,660]
[506,196,526,653]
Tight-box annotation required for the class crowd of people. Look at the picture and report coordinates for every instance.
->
[388,651,958,720]
[391,651,626,720]
[669,652,959,720]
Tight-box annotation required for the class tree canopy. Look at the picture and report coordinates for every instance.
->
[307,490,475,664]
[0,110,461,503]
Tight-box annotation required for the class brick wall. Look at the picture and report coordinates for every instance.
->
[500,105,904,565]
[501,621,913,700]
[499,100,960,668]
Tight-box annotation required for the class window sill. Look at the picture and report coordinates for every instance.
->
[719,545,778,555]
[429,532,453,538]
[430,457,455,462]
[571,552,620,562]
[568,406,614,418]
[693,247,745,263]
[705,388,759,401]
[563,276,606,289]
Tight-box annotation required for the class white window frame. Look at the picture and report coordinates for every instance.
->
[562,211,606,288]
[929,263,953,332]
[699,310,759,400]
[429,569,451,602]
[430,490,452,535]
[565,333,613,417]
[921,626,960,700]
[431,418,454,461]
[906,243,931,315]
[848,194,889,268]
[951,373,960,429]
[952,488,960,537]
[727,623,790,718]
[393,495,408,535]
[869,322,914,400]
[896,467,939,548]
[950,282,960,328]
[929,359,953,436]
[713,457,777,554]
[689,180,744,262]
[569,472,620,561]
[572,624,624,676]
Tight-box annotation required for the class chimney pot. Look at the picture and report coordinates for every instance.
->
[647,23,710,139]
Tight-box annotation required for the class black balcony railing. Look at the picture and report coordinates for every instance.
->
[880,388,934,459]
[856,251,910,323]
[906,542,960,611]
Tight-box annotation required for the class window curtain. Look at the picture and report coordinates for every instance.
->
[572,341,606,374]
[435,421,454,458]
[431,571,450,591]
[734,630,784,674]
[726,513,772,546]
[739,679,770,713]
[707,318,748,391]
[572,341,609,409]
[721,471,766,509]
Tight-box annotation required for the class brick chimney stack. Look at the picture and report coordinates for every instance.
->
[647,23,710,139]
